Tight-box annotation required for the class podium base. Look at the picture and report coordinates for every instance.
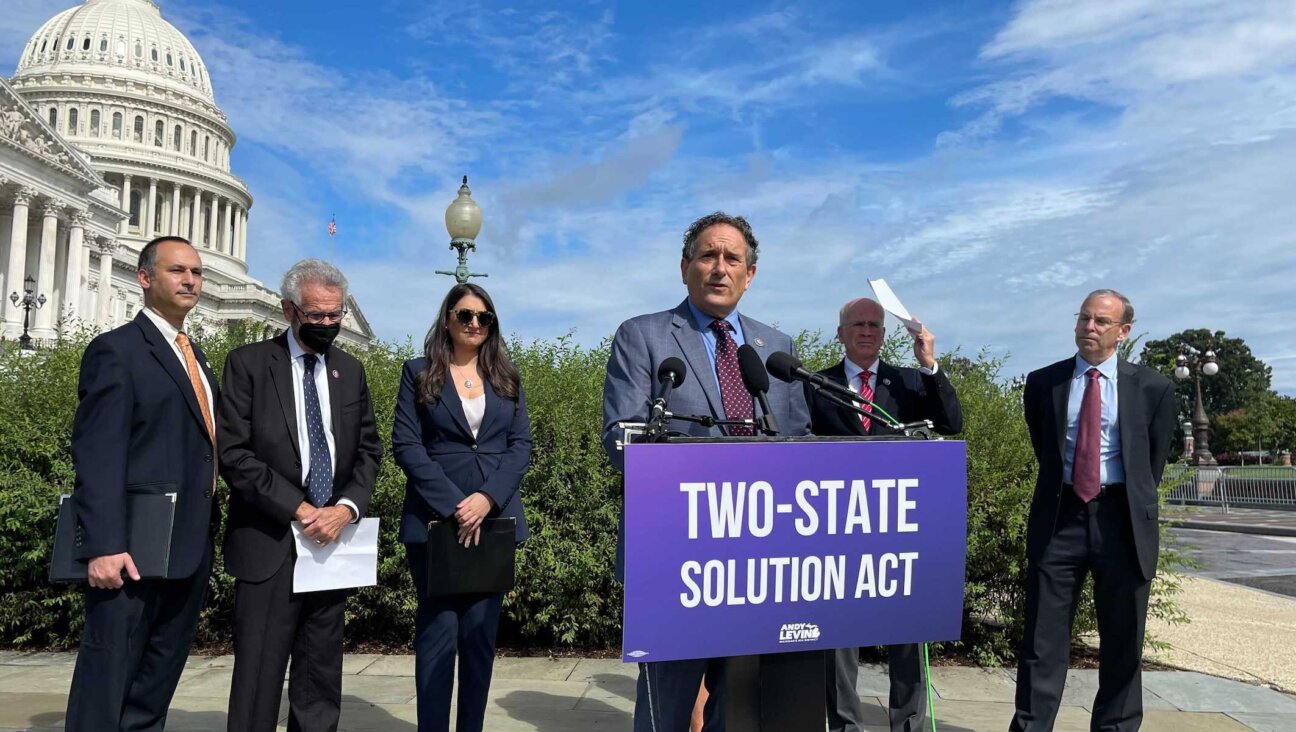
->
[724,650,825,731]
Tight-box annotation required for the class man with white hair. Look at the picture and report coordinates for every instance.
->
[809,296,963,732]
[219,258,382,731]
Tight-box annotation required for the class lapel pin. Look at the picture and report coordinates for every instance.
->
[754,337,765,347]
[332,369,340,379]
[205,361,213,370]
[882,378,891,386]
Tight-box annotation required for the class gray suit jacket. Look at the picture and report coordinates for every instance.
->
[601,299,812,579]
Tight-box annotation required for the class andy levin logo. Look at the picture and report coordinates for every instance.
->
[777,622,821,644]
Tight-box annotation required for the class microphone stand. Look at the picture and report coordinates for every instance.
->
[806,383,934,439]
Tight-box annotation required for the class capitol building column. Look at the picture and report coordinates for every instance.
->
[190,189,201,244]
[170,183,181,236]
[145,177,158,239]
[207,193,217,249]
[95,237,118,328]
[34,200,61,334]
[118,173,132,236]
[4,187,34,329]
[222,198,234,254]
[65,210,88,318]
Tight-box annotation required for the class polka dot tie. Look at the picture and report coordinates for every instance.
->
[302,354,333,507]
[709,319,754,437]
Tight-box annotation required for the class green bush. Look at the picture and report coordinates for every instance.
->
[0,323,1186,661]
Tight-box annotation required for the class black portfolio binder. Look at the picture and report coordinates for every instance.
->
[425,517,516,597]
[49,492,177,583]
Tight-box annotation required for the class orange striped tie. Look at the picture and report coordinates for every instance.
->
[175,332,215,444]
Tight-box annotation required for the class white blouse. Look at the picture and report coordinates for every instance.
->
[462,394,486,438]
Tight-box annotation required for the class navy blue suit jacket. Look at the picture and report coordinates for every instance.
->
[392,358,532,544]
[70,311,219,579]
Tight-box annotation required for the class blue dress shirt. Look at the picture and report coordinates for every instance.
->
[1063,352,1125,486]
[686,300,746,394]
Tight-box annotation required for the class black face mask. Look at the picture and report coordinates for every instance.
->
[297,321,341,353]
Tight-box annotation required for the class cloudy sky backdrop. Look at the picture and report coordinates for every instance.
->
[5,0,1294,394]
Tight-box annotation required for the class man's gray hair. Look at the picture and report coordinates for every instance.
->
[838,297,884,325]
[281,258,348,305]
[1084,288,1134,325]
[681,212,760,266]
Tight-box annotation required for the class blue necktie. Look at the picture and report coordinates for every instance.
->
[303,354,333,507]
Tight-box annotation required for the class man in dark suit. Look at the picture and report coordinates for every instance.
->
[219,258,382,731]
[602,212,812,731]
[64,236,219,731]
[807,297,963,732]
[1010,289,1176,731]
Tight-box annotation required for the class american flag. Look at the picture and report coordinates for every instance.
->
[328,215,336,237]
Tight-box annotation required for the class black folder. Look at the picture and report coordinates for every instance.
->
[49,492,177,583]
[425,517,516,597]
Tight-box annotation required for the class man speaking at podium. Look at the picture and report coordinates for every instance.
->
[806,297,963,732]
[602,212,811,730]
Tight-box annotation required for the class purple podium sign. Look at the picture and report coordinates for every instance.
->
[622,439,967,663]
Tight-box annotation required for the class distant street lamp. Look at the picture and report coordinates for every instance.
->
[1175,345,1220,466]
[8,275,46,351]
[435,176,488,284]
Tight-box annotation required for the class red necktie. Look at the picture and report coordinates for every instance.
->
[1072,368,1102,502]
[857,371,875,434]
[709,320,754,436]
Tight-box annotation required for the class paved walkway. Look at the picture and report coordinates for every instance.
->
[1164,505,1296,537]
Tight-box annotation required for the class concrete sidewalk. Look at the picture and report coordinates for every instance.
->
[1163,505,1296,537]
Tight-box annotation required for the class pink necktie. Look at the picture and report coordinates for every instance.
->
[858,371,875,434]
[709,320,754,436]
[1072,368,1102,502]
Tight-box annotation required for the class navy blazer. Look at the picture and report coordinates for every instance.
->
[392,358,532,543]
[70,311,219,579]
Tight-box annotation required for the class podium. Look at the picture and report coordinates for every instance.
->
[621,434,967,731]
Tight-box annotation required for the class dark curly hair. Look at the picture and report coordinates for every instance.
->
[681,212,759,266]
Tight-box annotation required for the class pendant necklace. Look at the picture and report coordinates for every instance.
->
[452,363,476,389]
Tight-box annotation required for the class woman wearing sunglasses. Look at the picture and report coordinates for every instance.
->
[391,283,532,732]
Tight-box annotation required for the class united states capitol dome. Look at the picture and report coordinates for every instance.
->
[14,0,217,111]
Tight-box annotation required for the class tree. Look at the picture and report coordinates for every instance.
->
[1215,393,1296,456]
[1139,329,1272,421]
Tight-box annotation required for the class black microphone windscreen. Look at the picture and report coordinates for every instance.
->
[658,357,687,388]
[765,351,801,383]
[737,344,770,393]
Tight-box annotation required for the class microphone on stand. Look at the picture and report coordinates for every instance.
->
[765,351,904,431]
[737,344,779,436]
[650,357,686,424]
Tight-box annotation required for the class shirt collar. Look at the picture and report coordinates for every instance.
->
[843,356,881,384]
[284,328,325,364]
[141,307,182,344]
[1074,351,1118,380]
[686,299,742,335]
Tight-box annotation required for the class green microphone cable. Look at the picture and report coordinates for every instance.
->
[924,642,938,732]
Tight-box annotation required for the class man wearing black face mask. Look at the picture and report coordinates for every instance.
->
[217,258,382,732]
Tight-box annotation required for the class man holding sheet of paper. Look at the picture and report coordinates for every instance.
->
[217,259,382,732]
[809,292,963,732]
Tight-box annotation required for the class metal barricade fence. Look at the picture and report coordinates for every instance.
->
[1163,464,1296,512]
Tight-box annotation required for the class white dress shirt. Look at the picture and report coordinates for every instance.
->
[141,308,215,422]
[285,331,358,521]
[462,393,486,439]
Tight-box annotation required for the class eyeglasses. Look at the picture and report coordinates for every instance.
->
[451,308,496,328]
[292,302,348,325]
[1074,313,1123,331]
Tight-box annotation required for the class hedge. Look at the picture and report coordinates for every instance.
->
[0,323,1186,661]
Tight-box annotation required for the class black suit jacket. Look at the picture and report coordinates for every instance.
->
[807,359,963,438]
[1022,357,1176,580]
[391,358,532,544]
[218,333,382,582]
[70,311,219,579]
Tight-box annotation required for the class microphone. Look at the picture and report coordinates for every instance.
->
[651,357,687,423]
[737,344,779,435]
[765,351,902,430]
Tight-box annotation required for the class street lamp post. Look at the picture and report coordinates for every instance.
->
[1174,345,1221,466]
[8,275,46,351]
[435,176,488,284]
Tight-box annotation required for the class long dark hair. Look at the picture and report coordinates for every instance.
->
[415,283,520,404]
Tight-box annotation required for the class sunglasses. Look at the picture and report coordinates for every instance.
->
[451,308,496,328]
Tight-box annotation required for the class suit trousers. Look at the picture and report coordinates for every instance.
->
[227,550,347,732]
[64,542,212,732]
[406,544,505,732]
[634,657,726,732]
[827,644,927,732]
[1011,489,1151,732]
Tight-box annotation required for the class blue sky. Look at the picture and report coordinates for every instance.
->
[5,0,1296,395]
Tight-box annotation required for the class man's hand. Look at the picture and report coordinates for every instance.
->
[294,501,320,523]
[302,505,351,546]
[908,319,937,370]
[88,552,140,589]
[455,492,494,547]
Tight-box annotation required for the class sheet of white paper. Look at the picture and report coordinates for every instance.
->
[291,518,379,593]
[868,278,923,333]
